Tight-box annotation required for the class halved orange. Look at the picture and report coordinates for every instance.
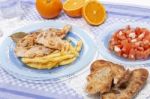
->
[63,0,85,17]
[82,0,107,26]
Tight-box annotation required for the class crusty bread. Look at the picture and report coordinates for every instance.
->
[109,62,126,85]
[90,60,111,72]
[86,60,126,94]
[115,69,131,88]
[90,60,126,85]
[101,92,117,99]
[101,68,149,99]
[86,60,149,99]
[86,65,113,94]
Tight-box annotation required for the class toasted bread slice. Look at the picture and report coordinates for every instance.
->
[86,60,127,94]
[115,69,131,88]
[90,60,111,72]
[101,68,149,99]
[86,65,113,94]
[109,62,126,84]
[90,60,126,85]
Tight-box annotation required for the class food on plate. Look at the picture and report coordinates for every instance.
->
[102,69,148,99]
[10,32,28,43]
[86,60,149,99]
[109,25,150,60]
[15,45,54,58]
[35,25,71,50]
[82,0,107,26]
[36,0,62,19]
[11,25,83,69]
[86,62,112,94]
[14,25,71,58]
[21,41,82,69]
[90,60,126,85]
[86,60,126,94]
[63,0,85,17]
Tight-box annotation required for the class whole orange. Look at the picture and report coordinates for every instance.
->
[36,0,62,19]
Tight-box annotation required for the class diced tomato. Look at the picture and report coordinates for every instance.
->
[121,39,128,44]
[118,44,123,49]
[109,25,150,60]
[144,33,150,41]
[141,28,148,34]
[128,48,135,60]
[135,27,141,35]
[137,47,144,51]
[144,29,150,36]
[127,38,132,42]
[137,33,145,41]
[122,43,132,54]
[135,50,144,59]
[142,39,149,50]
[134,41,141,48]
[143,45,149,50]
[124,30,131,36]
[117,34,126,40]
[143,49,150,59]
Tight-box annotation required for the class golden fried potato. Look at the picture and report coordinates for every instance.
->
[50,54,75,62]
[59,57,77,65]
[22,40,83,69]
[76,40,83,52]
[26,62,58,69]
[21,52,61,63]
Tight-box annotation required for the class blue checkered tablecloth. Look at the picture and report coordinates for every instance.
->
[0,0,150,99]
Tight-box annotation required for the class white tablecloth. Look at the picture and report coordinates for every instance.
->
[0,1,150,99]
[102,0,150,8]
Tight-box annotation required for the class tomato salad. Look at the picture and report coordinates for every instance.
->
[109,25,150,60]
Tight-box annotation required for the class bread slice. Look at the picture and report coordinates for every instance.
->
[109,62,126,84]
[86,60,126,94]
[115,69,131,88]
[86,64,113,94]
[90,60,111,72]
[90,60,126,85]
[101,68,149,99]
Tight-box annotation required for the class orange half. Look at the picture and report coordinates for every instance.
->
[82,1,107,26]
[63,0,85,17]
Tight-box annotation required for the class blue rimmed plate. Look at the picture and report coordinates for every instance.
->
[99,22,150,66]
[0,21,98,81]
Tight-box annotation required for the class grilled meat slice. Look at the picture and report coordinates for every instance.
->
[15,45,53,58]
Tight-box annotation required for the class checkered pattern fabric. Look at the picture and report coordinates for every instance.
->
[0,67,79,96]
[0,1,150,99]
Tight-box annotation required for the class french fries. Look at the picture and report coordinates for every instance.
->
[26,62,58,69]
[59,57,77,65]
[21,40,83,69]
[76,40,83,52]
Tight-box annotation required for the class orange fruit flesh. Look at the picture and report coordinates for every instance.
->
[83,1,106,25]
[64,0,84,10]
[63,0,85,17]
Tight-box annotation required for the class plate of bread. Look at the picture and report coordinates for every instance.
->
[85,60,149,99]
